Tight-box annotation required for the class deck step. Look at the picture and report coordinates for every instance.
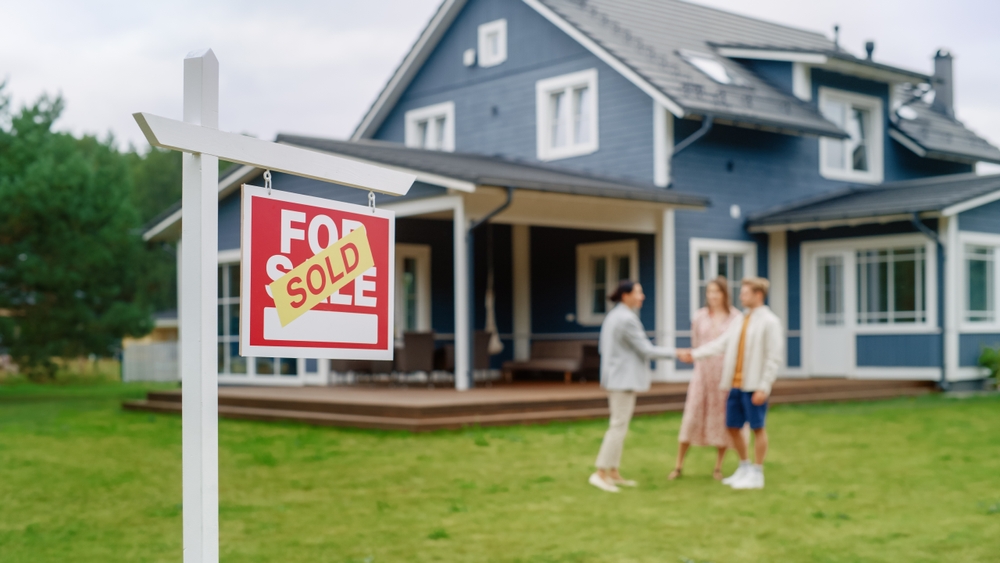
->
[123,383,935,432]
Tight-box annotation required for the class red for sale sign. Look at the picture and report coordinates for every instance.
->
[240,185,395,360]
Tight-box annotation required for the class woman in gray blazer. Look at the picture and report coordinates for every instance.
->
[590,280,676,493]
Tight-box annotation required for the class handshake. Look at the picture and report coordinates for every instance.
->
[677,348,694,364]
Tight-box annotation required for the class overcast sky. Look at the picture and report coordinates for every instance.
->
[2,0,998,167]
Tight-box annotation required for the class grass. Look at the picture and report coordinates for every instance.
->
[1,381,999,562]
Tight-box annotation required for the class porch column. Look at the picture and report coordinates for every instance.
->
[655,208,676,381]
[768,231,789,370]
[453,198,470,390]
[512,224,531,361]
[942,215,960,382]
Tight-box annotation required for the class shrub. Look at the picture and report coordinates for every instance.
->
[979,345,1000,381]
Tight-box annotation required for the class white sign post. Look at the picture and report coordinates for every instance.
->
[137,49,414,563]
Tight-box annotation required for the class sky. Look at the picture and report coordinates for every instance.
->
[2,0,998,170]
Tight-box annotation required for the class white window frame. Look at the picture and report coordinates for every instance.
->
[801,234,938,336]
[216,252,304,386]
[395,243,432,339]
[477,19,507,68]
[958,231,1000,332]
[688,238,757,321]
[576,239,639,326]
[536,69,599,161]
[404,101,456,152]
[818,87,884,184]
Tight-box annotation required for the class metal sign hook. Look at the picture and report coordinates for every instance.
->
[264,170,272,195]
[368,190,375,213]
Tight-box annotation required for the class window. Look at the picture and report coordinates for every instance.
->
[819,88,884,184]
[679,50,747,86]
[217,262,298,378]
[817,256,845,326]
[394,244,431,338]
[536,69,599,161]
[477,19,507,68]
[689,238,757,317]
[576,240,638,325]
[856,247,926,324]
[965,245,995,323]
[404,101,455,152]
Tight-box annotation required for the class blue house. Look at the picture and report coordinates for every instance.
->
[146,0,1000,390]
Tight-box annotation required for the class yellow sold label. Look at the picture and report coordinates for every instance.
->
[269,225,375,327]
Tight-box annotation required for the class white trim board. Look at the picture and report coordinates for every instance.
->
[942,188,1000,217]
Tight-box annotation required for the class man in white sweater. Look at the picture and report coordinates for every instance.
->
[678,277,783,490]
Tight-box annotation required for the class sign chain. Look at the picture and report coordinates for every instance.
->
[264,170,272,195]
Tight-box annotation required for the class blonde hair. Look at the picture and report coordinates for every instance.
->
[742,277,770,297]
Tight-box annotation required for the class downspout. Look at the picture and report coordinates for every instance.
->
[911,213,949,391]
[466,186,515,389]
[668,114,713,188]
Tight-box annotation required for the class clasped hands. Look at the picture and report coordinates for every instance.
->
[677,348,694,363]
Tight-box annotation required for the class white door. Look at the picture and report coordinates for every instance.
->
[808,251,854,376]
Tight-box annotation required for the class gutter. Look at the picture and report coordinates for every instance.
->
[910,212,949,391]
[668,115,714,188]
[465,186,515,389]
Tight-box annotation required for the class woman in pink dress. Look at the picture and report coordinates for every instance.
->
[669,277,742,480]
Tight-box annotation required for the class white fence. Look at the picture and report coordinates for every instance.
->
[123,342,179,382]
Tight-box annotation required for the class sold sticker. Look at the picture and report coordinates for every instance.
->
[269,225,375,327]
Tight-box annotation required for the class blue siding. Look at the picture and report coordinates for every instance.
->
[959,199,1000,234]
[373,0,656,184]
[219,194,240,251]
[856,334,941,367]
[787,336,801,367]
[472,223,514,368]
[959,333,1000,367]
[530,226,656,334]
[735,59,793,93]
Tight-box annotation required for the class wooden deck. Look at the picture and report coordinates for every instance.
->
[122,378,937,432]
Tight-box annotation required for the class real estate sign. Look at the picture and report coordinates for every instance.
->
[240,185,395,360]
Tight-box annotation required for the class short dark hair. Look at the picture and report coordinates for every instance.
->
[608,280,637,303]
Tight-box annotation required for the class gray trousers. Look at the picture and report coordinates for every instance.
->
[595,390,637,470]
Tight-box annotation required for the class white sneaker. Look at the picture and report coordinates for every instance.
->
[589,472,620,493]
[722,463,749,486]
[730,468,764,490]
[611,477,638,487]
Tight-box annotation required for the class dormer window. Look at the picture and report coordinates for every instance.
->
[535,69,599,161]
[404,101,455,152]
[680,50,747,86]
[818,88,884,184]
[477,19,507,68]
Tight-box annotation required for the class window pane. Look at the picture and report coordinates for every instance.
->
[218,343,225,373]
[893,255,918,322]
[403,257,418,331]
[218,266,224,298]
[435,116,446,149]
[592,257,607,314]
[732,255,744,282]
[228,304,239,336]
[417,120,429,149]
[850,108,869,172]
[487,31,499,56]
[818,256,844,325]
[550,91,567,148]
[305,358,319,373]
[857,250,889,324]
[617,256,630,282]
[217,305,224,336]
[967,246,994,322]
[230,342,247,374]
[228,265,240,297]
[573,86,591,145]
[279,358,298,376]
[255,357,275,375]
[821,99,847,170]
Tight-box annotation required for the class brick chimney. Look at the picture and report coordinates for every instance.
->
[932,49,954,118]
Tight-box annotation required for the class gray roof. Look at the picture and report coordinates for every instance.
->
[276,134,708,207]
[747,173,1000,231]
[891,98,1000,164]
[537,0,848,138]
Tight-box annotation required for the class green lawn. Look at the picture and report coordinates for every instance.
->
[1,382,998,563]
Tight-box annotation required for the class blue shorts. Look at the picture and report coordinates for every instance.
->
[726,389,768,430]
